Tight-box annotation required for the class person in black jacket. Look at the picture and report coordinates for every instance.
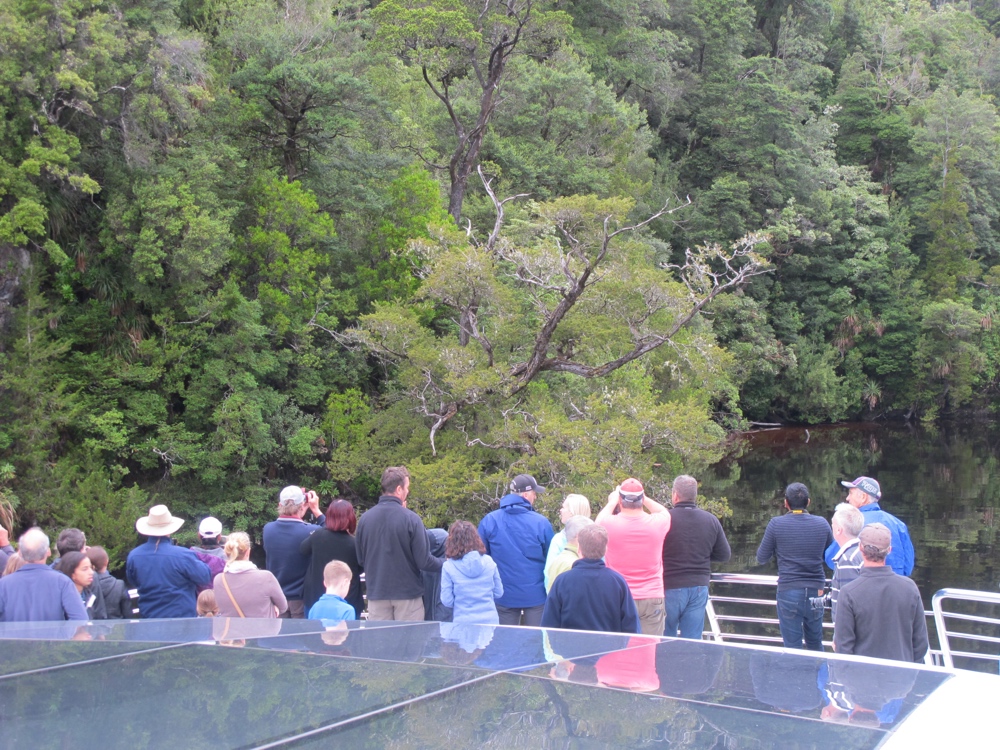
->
[662,474,731,639]
[355,466,442,621]
[541,524,640,634]
[86,546,132,619]
[299,499,364,618]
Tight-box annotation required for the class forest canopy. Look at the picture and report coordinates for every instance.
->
[3,0,1000,561]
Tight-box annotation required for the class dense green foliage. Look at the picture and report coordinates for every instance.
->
[4,0,1000,559]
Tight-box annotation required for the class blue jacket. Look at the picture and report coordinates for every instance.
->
[0,564,88,622]
[824,503,915,576]
[126,538,212,618]
[441,551,503,624]
[541,558,640,634]
[479,494,554,608]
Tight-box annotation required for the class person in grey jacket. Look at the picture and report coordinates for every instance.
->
[356,466,442,621]
[833,523,928,663]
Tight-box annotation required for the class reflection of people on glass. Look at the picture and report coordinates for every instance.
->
[749,650,823,713]
[654,638,724,697]
[596,636,659,692]
[822,660,917,727]
[441,521,503,625]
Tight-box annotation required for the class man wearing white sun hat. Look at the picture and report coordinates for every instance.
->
[127,505,212,618]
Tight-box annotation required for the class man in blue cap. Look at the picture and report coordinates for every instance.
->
[479,474,554,626]
[824,476,914,576]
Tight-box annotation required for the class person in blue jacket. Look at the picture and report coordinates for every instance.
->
[824,477,914,576]
[441,520,503,624]
[127,505,211,618]
[478,474,554,626]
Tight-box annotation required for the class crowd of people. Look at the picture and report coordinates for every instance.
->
[0,465,925,665]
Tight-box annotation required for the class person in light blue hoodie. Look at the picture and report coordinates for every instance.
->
[441,521,504,625]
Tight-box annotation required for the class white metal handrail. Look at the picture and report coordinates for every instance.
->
[931,588,1000,669]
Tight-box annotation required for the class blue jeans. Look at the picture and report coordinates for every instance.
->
[776,587,824,651]
[664,586,709,639]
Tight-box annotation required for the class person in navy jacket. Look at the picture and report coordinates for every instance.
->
[541,524,640,634]
[127,505,211,618]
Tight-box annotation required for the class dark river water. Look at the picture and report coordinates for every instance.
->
[701,422,1000,604]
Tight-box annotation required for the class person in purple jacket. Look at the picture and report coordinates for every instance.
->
[0,528,87,622]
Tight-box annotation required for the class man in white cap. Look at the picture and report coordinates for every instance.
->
[126,505,211,618]
[825,476,914,576]
[189,516,226,586]
[833,523,928,663]
[596,478,671,636]
[263,485,324,618]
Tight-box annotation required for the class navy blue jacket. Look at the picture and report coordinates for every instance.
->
[479,494,554,608]
[126,538,212,618]
[756,511,833,591]
[541,558,640,634]
[263,516,323,601]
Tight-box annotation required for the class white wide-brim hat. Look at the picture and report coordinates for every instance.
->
[136,505,185,536]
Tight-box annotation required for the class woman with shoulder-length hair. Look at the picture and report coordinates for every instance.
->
[215,532,287,618]
[441,520,503,625]
[300,498,364,618]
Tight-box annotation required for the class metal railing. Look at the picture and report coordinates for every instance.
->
[705,572,833,647]
[931,588,1000,670]
[705,574,1000,671]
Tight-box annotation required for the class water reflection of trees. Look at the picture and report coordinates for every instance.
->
[704,423,1000,596]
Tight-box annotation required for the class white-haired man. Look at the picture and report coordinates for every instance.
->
[0,528,87,622]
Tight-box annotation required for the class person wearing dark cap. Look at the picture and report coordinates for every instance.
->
[478,474,554,626]
[756,482,834,651]
[833,523,928,663]
[825,476,915,577]
[596,478,671,636]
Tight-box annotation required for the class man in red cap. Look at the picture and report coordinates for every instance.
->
[596,478,671,635]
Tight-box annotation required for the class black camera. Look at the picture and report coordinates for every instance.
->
[809,593,831,611]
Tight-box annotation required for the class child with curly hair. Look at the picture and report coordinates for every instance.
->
[441,520,503,624]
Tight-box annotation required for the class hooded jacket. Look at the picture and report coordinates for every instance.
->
[478,494,554,608]
[441,550,503,624]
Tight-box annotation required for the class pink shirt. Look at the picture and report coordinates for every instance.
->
[598,511,671,599]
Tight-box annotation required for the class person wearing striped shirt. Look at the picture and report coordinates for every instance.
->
[756,483,834,651]
[829,503,864,620]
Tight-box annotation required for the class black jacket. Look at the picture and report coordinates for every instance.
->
[356,496,442,600]
[662,501,731,589]
[299,529,364,618]
[95,570,131,619]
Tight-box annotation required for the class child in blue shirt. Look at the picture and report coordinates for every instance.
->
[308,560,356,625]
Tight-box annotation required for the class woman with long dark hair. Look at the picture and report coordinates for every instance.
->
[300,498,364,618]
